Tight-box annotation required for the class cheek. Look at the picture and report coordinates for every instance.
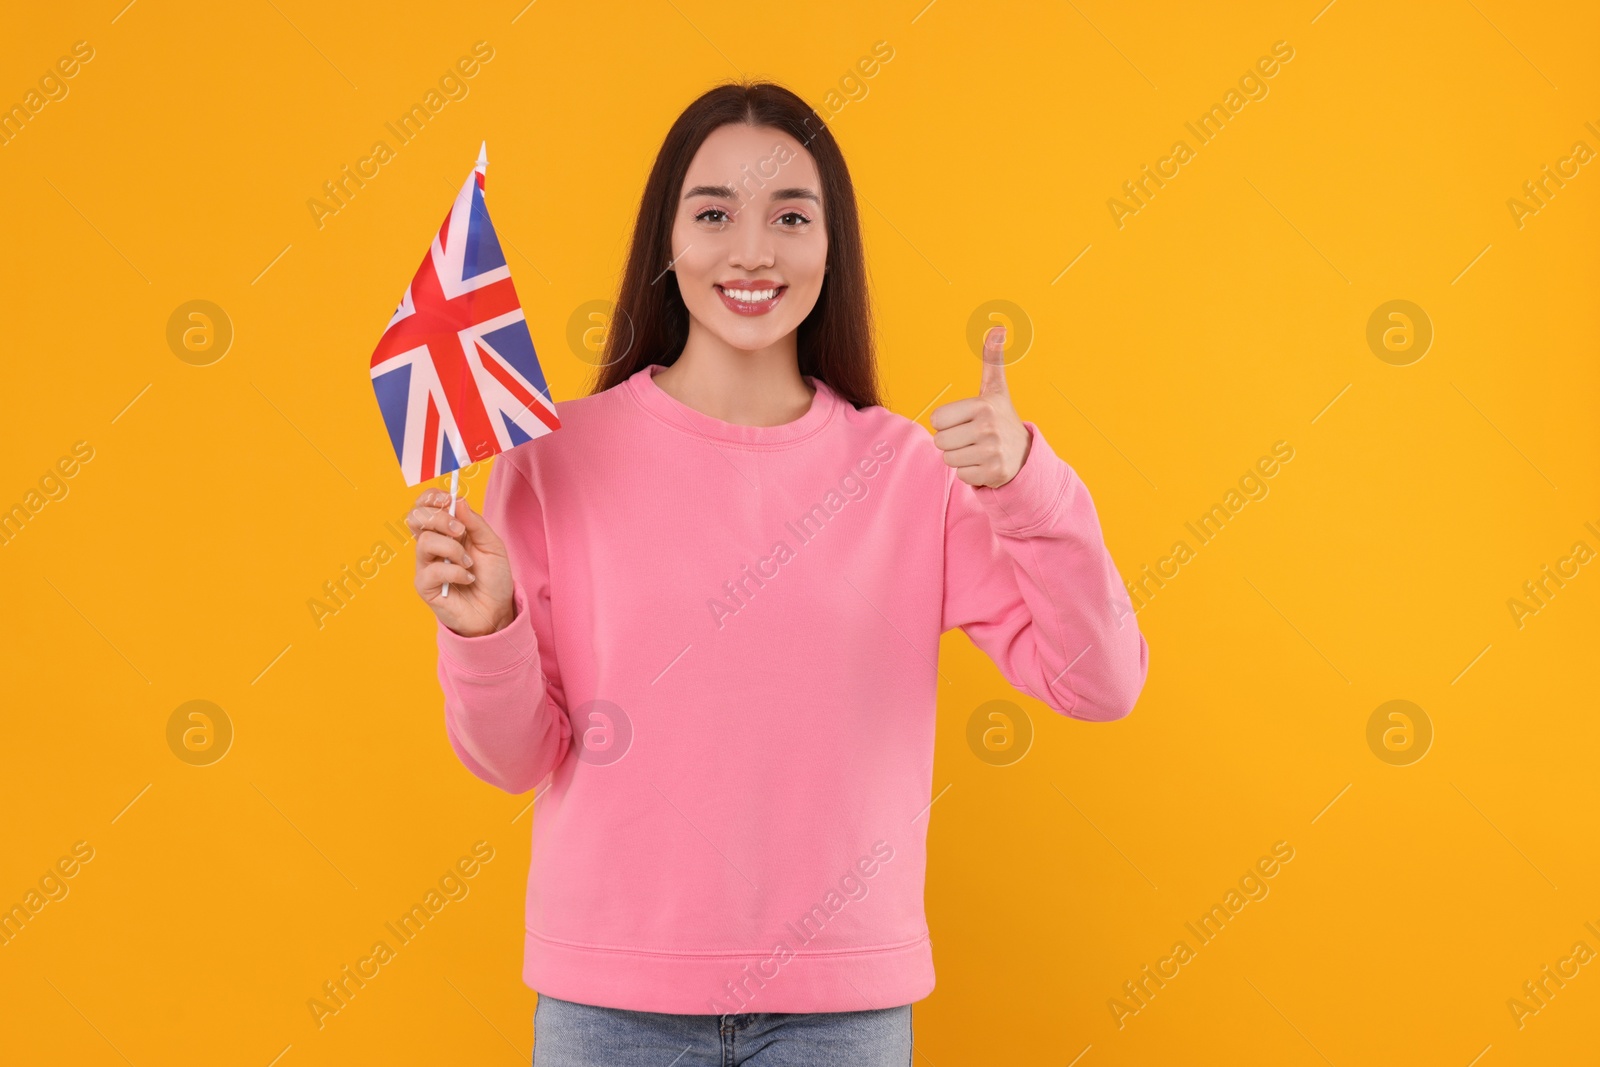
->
[770,239,827,314]
[786,237,829,290]
[669,238,719,291]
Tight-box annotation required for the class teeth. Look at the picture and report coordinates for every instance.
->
[722,287,779,303]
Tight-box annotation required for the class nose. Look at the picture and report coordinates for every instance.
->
[727,208,775,272]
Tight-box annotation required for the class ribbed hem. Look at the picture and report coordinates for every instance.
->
[522,928,935,1015]
[435,585,537,675]
[976,421,1073,534]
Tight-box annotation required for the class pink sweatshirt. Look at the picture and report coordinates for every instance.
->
[435,363,1148,1014]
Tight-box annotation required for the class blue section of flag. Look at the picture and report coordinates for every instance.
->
[462,182,507,280]
[440,431,458,473]
[501,410,534,447]
[371,362,412,462]
[482,320,550,399]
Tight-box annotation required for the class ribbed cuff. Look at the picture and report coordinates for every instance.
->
[436,584,538,676]
[976,421,1072,534]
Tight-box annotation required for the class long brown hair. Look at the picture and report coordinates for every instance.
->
[588,80,882,410]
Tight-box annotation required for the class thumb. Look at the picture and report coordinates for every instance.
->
[979,325,1008,397]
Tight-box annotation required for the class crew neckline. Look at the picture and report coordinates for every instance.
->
[626,363,841,448]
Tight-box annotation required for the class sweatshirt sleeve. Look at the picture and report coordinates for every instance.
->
[434,453,572,793]
[941,421,1149,721]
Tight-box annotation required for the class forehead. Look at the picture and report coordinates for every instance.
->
[682,123,820,191]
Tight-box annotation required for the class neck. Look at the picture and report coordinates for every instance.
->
[653,320,815,427]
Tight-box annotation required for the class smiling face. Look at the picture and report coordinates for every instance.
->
[669,123,828,354]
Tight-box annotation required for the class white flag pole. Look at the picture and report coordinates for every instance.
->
[440,467,461,599]
[440,142,488,601]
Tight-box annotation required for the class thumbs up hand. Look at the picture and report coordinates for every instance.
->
[930,325,1033,488]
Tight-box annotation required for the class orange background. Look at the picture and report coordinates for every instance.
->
[2,1,1597,1063]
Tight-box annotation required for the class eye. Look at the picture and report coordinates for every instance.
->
[777,211,812,227]
[694,207,731,224]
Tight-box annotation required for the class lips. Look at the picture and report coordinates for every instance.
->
[715,283,787,316]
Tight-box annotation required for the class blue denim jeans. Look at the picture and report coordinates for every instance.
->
[531,993,914,1066]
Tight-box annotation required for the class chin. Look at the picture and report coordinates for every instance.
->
[713,324,792,352]
[691,293,818,353]
[686,307,801,353]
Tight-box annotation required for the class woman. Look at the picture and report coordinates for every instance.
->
[407,80,1148,1066]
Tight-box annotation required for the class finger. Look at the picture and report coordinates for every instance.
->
[416,530,471,568]
[415,487,452,515]
[408,502,466,539]
[939,444,990,470]
[412,492,464,534]
[979,325,1008,397]
[954,463,992,487]
[419,560,475,595]
[405,490,451,535]
[454,496,505,552]
[931,419,981,453]
[928,396,987,432]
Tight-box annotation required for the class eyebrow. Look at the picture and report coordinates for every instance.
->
[683,184,821,205]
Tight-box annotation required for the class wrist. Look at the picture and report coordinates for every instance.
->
[437,585,537,676]
[489,598,517,635]
[447,597,517,639]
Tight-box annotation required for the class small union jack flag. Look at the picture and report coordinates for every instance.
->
[369,143,558,486]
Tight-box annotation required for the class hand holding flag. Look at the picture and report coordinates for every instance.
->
[406,487,516,637]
